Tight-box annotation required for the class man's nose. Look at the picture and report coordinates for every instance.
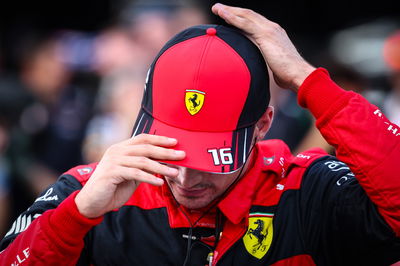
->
[177,167,203,188]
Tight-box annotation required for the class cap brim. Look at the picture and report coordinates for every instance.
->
[133,110,254,173]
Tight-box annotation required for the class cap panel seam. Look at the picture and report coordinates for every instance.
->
[194,35,213,91]
[213,36,252,129]
[213,36,251,82]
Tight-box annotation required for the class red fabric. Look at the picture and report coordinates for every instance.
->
[2,68,399,265]
[0,191,102,266]
[270,254,316,265]
[218,139,327,224]
[126,139,325,230]
[152,34,250,132]
[63,162,99,186]
[213,141,327,264]
[123,139,327,265]
[149,117,237,173]
[150,32,252,173]
[299,68,400,236]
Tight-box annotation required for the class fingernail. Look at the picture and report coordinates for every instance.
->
[168,138,177,144]
[174,150,185,156]
[222,8,230,16]
[154,178,164,186]
[168,167,178,175]
[213,3,226,13]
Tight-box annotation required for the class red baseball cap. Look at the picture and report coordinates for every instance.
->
[132,25,269,173]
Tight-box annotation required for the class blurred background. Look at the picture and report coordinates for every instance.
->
[0,0,399,239]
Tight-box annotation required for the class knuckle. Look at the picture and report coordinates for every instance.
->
[105,144,118,154]
[239,8,252,16]
[270,22,283,32]
[137,133,149,138]
[142,143,153,152]
[133,133,147,142]
[164,165,177,176]
[135,156,149,165]
[130,168,141,178]
[159,164,168,173]
[152,145,168,155]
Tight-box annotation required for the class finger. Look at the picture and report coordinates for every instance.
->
[213,3,267,21]
[118,155,179,177]
[128,133,178,147]
[212,3,250,17]
[118,166,165,186]
[212,4,272,35]
[118,144,186,161]
[212,3,247,27]
[212,4,255,26]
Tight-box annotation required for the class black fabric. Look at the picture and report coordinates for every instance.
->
[84,207,214,266]
[299,157,400,266]
[217,157,400,266]
[78,157,400,265]
[2,157,400,265]
[131,109,154,137]
[229,125,255,172]
[216,25,269,129]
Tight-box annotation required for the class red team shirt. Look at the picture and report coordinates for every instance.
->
[1,69,399,265]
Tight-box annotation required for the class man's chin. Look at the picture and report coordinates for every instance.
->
[175,197,212,210]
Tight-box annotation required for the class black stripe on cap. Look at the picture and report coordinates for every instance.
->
[230,125,255,172]
[131,109,154,136]
[215,25,270,129]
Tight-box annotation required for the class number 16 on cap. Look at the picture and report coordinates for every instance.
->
[208,148,233,166]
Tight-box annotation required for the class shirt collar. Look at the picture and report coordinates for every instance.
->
[161,139,293,227]
[218,139,293,224]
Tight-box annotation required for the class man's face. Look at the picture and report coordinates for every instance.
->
[164,166,241,209]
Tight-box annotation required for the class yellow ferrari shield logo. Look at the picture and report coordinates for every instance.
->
[243,213,274,259]
[185,89,205,115]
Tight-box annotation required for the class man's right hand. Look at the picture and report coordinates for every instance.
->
[75,134,185,218]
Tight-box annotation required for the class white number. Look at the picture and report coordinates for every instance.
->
[220,148,233,164]
[207,148,233,165]
[208,149,220,165]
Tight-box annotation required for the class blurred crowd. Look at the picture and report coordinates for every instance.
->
[0,0,209,238]
[0,0,399,241]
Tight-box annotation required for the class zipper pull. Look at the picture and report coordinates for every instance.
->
[207,252,214,266]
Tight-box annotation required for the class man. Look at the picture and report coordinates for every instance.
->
[1,3,400,265]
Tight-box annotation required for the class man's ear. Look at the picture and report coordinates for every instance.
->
[254,106,274,141]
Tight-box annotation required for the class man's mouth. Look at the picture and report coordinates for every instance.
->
[174,184,210,197]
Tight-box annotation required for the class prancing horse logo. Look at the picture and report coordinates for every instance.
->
[243,214,274,259]
[185,89,205,115]
[247,219,267,251]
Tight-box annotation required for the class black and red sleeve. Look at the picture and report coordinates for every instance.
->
[299,157,400,265]
[298,68,400,236]
[0,172,102,265]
